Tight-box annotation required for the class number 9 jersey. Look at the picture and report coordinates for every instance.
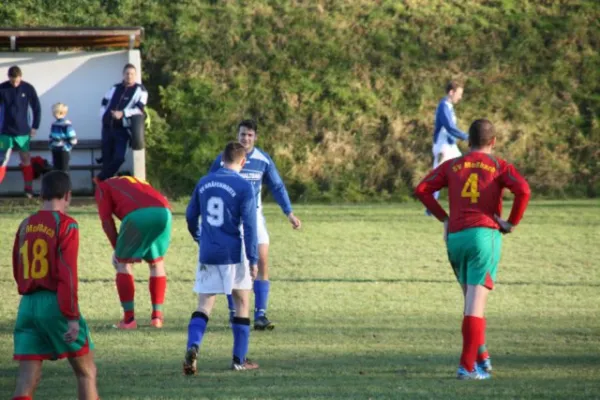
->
[415,152,531,234]
[186,167,259,266]
[12,210,81,320]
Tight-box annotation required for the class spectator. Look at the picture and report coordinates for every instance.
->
[97,63,147,181]
[49,102,77,173]
[0,65,42,198]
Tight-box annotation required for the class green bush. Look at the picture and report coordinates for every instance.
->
[3,0,599,200]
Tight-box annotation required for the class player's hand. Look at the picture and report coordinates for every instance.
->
[494,214,514,234]
[250,264,258,280]
[443,218,449,244]
[64,320,79,343]
[29,128,36,138]
[112,110,124,120]
[288,213,301,230]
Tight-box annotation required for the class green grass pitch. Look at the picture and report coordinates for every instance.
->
[0,200,599,399]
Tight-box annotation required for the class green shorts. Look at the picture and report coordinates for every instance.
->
[0,133,30,152]
[115,207,172,263]
[447,227,502,290]
[14,291,93,361]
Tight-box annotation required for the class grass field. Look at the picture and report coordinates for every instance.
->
[0,200,599,399]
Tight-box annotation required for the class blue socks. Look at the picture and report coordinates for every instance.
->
[187,311,208,350]
[227,294,236,319]
[253,280,270,319]
[232,317,250,363]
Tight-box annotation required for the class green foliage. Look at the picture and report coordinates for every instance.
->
[2,0,599,199]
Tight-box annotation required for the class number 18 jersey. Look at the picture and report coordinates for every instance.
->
[186,167,258,266]
[12,210,81,320]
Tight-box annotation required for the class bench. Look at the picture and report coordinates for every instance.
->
[7,139,103,183]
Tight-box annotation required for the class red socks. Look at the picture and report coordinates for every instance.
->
[116,273,135,322]
[149,276,166,319]
[477,317,489,362]
[460,315,485,372]
[0,165,6,184]
[21,164,33,191]
[13,396,32,400]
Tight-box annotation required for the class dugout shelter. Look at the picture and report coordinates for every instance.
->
[0,27,145,196]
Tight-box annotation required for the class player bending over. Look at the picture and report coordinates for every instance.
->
[94,174,172,329]
[12,171,99,400]
[415,119,531,380]
[210,119,301,330]
[184,141,259,374]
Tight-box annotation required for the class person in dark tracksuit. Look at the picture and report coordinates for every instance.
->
[97,63,148,181]
[0,65,42,198]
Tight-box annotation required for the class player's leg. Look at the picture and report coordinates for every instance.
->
[183,293,216,375]
[143,207,172,327]
[114,262,137,329]
[67,352,99,400]
[102,128,128,179]
[0,134,13,184]
[16,136,34,197]
[148,259,167,327]
[13,360,43,400]
[231,261,258,370]
[254,211,274,330]
[458,284,490,379]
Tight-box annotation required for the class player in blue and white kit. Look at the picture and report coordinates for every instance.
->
[183,142,259,374]
[430,81,468,206]
[210,119,301,330]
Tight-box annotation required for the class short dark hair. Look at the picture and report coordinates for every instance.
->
[469,119,496,148]
[222,141,247,164]
[123,63,136,73]
[238,119,257,134]
[8,66,22,78]
[446,80,463,93]
[41,171,72,200]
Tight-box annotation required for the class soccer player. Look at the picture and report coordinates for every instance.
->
[414,119,531,380]
[210,119,301,330]
[429,81,469,206]
[0,66,42,198]
[183,141,259,374]
[12,171,99,400]
[94,174,172,329]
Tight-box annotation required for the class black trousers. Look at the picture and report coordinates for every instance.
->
[52,150,70,173]
[98,125,130,180]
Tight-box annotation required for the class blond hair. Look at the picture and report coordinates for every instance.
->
[52,102,68,118]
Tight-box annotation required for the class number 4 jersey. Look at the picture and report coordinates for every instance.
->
[12,211,81,320]
[186,167,259,266]
[415,152,531,233]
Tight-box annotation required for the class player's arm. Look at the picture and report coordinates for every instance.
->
[94,183,118,248]
[29,84,41,130]
[66,123,77,146]
[414,164,450,222]
[56,222,81,320]
[439,103,468,141]
[264,156,293,216]
[209,155,222,173]
[497,163,532,229]
[241,185,259,267]
[100,86,115,119]
[185,185,201,242]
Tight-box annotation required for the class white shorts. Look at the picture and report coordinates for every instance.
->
[257,209,269,245]
[193,261,252,295]
[432,143,462,169]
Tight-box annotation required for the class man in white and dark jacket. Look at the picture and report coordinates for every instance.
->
[97,63,147,181]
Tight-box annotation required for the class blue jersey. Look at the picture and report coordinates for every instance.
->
[210,147,293,215]
[186,168,258,265]
[433,97,468,147]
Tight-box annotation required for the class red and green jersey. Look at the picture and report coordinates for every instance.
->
[94,176,171,248]
[12,210,81,320]
[415,151,531,233]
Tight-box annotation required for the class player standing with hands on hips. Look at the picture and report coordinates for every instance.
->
[415,119,531,380]
[11,171,99,400]
[184,142,260,374]
[210,120,301,330]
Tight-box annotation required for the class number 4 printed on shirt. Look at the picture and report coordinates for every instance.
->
[461,173,480,203]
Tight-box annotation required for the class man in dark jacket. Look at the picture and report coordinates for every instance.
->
[0,66,41,197]
[97,63,148,181]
